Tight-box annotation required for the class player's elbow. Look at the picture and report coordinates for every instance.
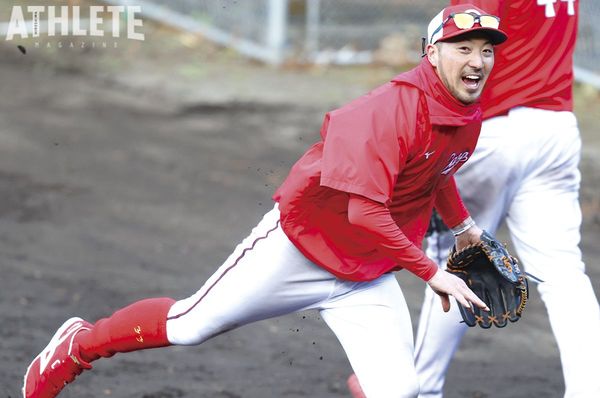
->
[347,202,371,230]
[347,206,365,227]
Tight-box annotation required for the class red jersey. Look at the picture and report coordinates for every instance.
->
[273,59,481,282]
[452,0,578,118]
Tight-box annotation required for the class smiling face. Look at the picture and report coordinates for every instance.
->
[427,33,495,104]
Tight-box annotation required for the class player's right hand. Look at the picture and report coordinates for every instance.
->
[426,268,490,313]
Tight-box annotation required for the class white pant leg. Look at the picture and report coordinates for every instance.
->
[415,115,518,398]
[506,109,600,398]
[416,108,600,398]
[322,274,419,398]
[166,206,337,345]
[414,231,465,398]
[166,206,422,397]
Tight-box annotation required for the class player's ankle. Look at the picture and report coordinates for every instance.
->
[75,329,98,363]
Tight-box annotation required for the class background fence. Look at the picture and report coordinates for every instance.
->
[575,0,600,87]
[105,0,600,88]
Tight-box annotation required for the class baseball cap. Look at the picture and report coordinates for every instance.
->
[426,4,508,45]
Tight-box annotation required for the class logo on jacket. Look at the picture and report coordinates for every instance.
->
[441,151,470,175]
[424,150,436,159]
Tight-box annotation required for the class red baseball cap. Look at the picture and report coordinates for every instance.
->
[427,4,508,45]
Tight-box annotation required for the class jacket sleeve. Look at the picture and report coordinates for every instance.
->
[434,176,470,229]
[347,194,439,281]
[320,84,421,206]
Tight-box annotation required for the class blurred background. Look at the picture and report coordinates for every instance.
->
[0,1,599,397]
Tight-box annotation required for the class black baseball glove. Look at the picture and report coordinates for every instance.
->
[446,231,529,328]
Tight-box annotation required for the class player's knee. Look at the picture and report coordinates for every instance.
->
[167,318,235,345]
[167,301,239,345]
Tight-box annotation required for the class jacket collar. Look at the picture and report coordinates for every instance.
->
[392,58,482,126]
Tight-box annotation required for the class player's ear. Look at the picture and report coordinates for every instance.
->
[426,43,440,67]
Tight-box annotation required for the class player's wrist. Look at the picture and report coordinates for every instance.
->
[451,216,476,236]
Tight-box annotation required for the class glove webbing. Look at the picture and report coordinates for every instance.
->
[480,242,529,316]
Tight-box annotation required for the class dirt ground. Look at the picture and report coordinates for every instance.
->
[1,10,600,398]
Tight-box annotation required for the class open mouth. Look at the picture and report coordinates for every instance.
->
[461,74,482,91]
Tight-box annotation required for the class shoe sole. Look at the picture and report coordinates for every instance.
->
[22,317,86,398]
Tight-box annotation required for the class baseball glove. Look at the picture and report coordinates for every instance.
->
[446,231,529,328]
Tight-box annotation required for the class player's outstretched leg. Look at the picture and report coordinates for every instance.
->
[23,297,175,398]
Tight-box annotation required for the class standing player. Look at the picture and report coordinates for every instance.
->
[412,1,600,398]
[23,4,506,398]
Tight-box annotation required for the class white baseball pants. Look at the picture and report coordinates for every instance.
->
[415,107,600,398]
[165,205,420,398]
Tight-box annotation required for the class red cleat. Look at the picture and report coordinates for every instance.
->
[347,373,367,398]
[23,317,92,398]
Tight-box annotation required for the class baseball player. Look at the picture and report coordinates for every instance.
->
[22,4,506,398]
[412,1,600,398]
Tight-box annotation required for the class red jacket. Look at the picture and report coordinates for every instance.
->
[274,58,481,281]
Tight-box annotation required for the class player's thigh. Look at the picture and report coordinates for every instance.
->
[167,208,335,345]
[506,110,583,281]
[321,274,419,398]
[507,184,584,282]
